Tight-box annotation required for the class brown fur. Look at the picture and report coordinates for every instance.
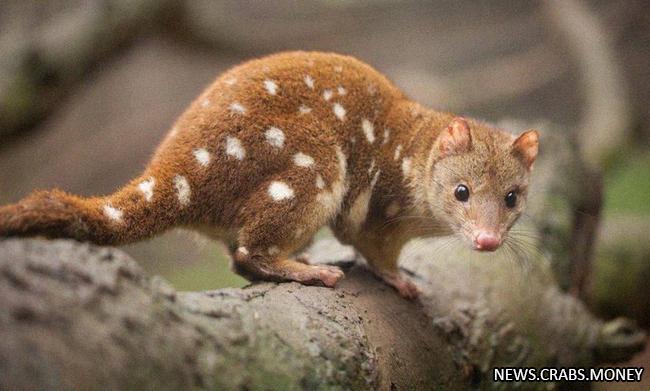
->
[0,51,538,298]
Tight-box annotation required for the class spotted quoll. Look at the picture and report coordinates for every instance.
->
[0,51,539,298]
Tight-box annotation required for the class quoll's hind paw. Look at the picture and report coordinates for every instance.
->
[232,247,344,287]
[296,264,345,287]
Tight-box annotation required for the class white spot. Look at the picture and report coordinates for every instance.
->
[103,204,123,222]
[386,201,400,217]
[304,75,315,89]
[268,246,280,256]
[315,174,325,189]
[226,136,246,160]
[334,65,343,73]
[371,169,381,188]
[394,145,402,160]
[298,105,312,114]
[347,190,371,233]
[401,158,412,176]
[236,246,249,256]
[383,128,390,145]
[315,146,348,221]
[265,127,285,148]
[333,103,346,121]
[264,79,278,95]
[348,168,379,233]
[138,177,155,202]
[268,181,295,201]
[323,89,333,101]
[368,159,376,175]
[229,102,246,114]
[174,175,191,206]
[169,126,178,137]
[293,152,315,168]
[225,77,237,86]
[337,86,346,95]
[201,98,210,108]
[193,148,211,167]
[362,119,375,143]
[335,146,348,176]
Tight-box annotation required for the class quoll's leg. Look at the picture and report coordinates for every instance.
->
[294,237,314,264]
[232,248,343,287]
[354,234,419,299]
[232,169,345,287]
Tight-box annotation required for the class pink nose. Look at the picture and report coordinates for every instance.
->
[474,232,501,251]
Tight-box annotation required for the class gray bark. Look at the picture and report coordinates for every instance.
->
[0,235,644,390]
[0,239,463,390]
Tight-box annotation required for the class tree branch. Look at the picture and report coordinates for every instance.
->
[0,237,644,390]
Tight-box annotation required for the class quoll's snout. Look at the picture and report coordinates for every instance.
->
[473,231,501,251]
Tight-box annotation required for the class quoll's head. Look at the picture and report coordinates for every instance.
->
[427,117,539,252]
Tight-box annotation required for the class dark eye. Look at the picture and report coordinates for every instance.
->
[505,191,517,208]
[454,184,470,202]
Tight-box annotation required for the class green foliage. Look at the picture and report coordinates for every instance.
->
[603,149,650,215]
[592,241,650,325]
[592,146,650,325]
[165,251,247,291]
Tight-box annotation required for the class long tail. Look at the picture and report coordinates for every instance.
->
[0,170,189,245]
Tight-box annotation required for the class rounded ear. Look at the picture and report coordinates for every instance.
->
[437,117,472,158]
[512,130,539,170]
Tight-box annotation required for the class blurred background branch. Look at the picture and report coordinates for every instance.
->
[0,0,175,135]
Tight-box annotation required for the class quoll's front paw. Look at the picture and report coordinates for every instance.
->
[376,272,420,300]
[393,278,420,300]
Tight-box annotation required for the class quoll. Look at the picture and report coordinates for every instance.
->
[0,52,539,298]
